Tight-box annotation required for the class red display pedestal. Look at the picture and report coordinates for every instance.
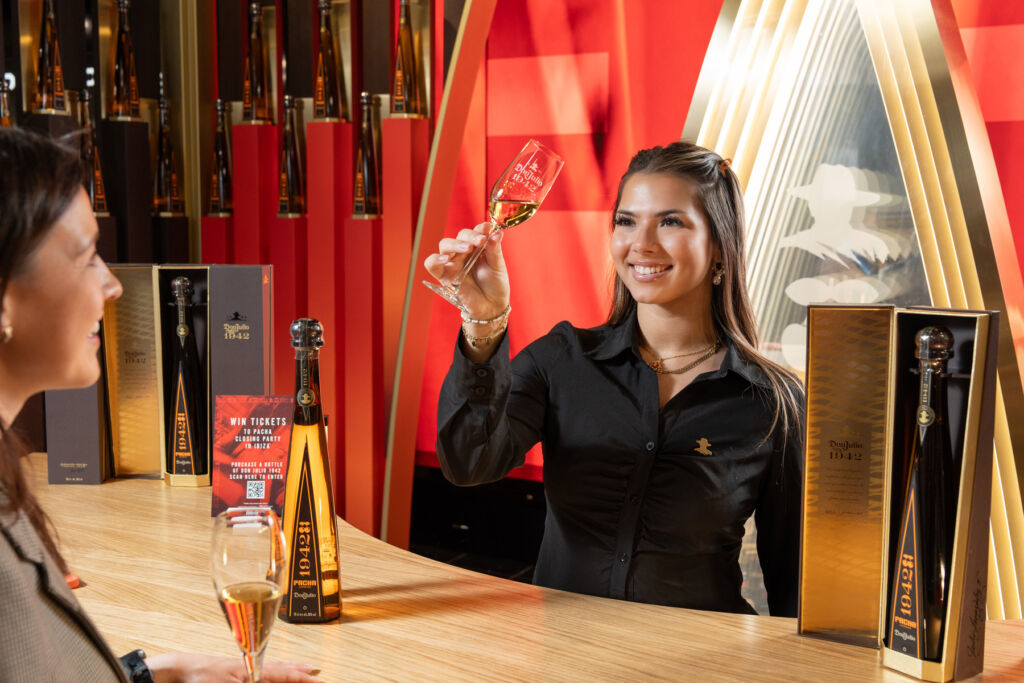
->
[232,123,278,265]
[266,215,308,394]
[306,120,354,509]
[342,216,385,537]
[201,215,232,264]
[381,118,430,407]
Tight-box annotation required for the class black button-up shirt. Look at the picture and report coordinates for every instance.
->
[436,311,804,616]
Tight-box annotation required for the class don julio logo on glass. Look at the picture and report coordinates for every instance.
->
[223,311,251,341]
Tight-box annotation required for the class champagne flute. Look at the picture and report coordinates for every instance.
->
[423,138,564,313]
[211,507,286,683]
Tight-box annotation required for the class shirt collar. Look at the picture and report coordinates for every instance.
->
[584,308,771,388]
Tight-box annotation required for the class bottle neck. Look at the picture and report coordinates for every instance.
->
[915,357,948,442]
[293,349,323,425]
[174,296,193,341]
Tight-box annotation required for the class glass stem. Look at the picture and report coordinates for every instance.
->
[244,650,264,683]
[447,221,500,292]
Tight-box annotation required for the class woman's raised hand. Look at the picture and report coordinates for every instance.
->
[423,222,510,319]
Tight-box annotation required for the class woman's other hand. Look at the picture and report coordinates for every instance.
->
[146,652,321,683]
[423,222,510,320]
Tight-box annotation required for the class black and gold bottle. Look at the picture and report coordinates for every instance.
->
[34,0,65,113]
[153,73,183,215]
[243,1,270,123]
[313,0,347,121]
[887,326,956,661]
[110,0,139,118]
[209,98,233,216]
[79,89,108,215]
[352,92,380,217]
[390,0,420,116]
[278,95,304,216]
[167,277,206,477]
[281,319,340,623]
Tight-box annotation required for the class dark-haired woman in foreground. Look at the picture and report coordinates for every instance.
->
[0,128,319,681]
[425,142,804,616]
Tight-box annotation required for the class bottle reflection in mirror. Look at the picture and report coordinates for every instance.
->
[278,95,304,216]
[390,0,420,116]
[887,326,956,661]
[352,92,380,217]
[0,79,13,127]
[154,73,184,215]
[34,0,65,113]
[280,319,340,623]
[313,0,347,121]
[167,277,206,477]
[243,1,271,123]
[209,98,233,216]
[111,0,139,118]
[78,88,108,215]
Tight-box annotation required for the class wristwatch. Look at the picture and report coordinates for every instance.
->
[120,649,154,683]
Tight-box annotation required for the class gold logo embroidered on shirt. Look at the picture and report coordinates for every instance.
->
[694,438,713,456]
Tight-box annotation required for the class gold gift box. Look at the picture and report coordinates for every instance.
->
[798,305,997,682]
[104,265,272,486]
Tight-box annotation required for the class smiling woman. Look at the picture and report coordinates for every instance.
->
[0,128,319,683]
[424,141,805,617]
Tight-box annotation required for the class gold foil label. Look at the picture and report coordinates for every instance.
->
[172,373,195,475]
[889,485,922,657]
[286,445,323,619]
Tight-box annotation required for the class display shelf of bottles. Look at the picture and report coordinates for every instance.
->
[231,122,279,266]
[306,119,354,469]
[341,215,386,537]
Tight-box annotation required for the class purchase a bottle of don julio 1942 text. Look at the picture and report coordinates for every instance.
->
[281,318,340,622]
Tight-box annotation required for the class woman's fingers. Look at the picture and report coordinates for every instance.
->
[423,252,450,279]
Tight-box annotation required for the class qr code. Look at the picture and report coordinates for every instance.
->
[246,480,266,500]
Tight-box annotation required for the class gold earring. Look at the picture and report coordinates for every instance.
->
[712,263,724,286]
[0,324,12,344]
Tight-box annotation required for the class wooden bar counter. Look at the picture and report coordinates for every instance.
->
[27,454,1024,681]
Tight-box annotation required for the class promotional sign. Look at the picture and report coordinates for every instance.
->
[212,394,292,516]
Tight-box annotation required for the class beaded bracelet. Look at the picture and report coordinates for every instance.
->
[462,321,508,348]
[461,303,511,326]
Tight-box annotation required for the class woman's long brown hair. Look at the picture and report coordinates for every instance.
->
[0,127,86,573]
[607,142,803,445]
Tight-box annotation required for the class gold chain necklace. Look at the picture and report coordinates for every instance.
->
[645,340,721,375]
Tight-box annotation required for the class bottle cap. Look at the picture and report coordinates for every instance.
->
[171,276,193,298]
[284,94,293,109]
[915,325,953,361]
[319,0,331,10]
[118,0,129,10]
[215,97,225,112]
[360,91,372,106]
[250,1,260,17]
[291,318,324,349]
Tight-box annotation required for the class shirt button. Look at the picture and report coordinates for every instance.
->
[472,386,486,396]
[630,495,640,505]
[474,368,490,377]
[645,441,655,452]
[619,553,628,563]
